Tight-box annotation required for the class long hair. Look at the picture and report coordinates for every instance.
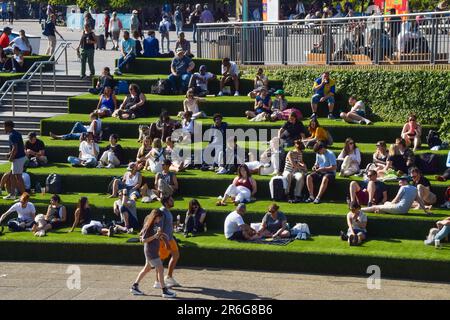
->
[237,164,251,179]
[188,199,202,215]
[308,118,320,132]
[77,197,88,217]
[140,209,163,238]
[343,138,357,156]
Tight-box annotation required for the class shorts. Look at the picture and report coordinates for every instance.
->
[311,93,335,105]
[112,30,120,41]
[118,182,141,198]
[227,230,245,241]
[148,257,163,268]
[99,107,112,116]
[354,110,366,117]
[11,156,27,175]
[309,172,335,186]
[159,239,179,260]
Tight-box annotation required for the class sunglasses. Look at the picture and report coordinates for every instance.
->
[409,118,416,122]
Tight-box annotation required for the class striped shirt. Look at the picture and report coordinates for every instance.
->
[284,150,305,173]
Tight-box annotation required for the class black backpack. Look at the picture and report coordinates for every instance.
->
[151,79,173,95]
[416,153,439,174]
[46,174,62,194]
[427,130,442,149]
[271,177,286,201]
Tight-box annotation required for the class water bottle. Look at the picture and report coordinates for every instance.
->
[435,239,441,249]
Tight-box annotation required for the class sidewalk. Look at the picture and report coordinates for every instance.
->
[1,262,450,300]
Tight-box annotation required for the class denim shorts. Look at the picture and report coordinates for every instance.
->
[312,93,335,105]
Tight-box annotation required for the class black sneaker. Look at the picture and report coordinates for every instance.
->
[340,231,348,241]
[130,283,144,295]
[304,197,315,203]
[348,234,355,246]
[108,225,115,237]
[162,287,177,298]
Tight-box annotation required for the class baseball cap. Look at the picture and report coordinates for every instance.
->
[274,89,285,95]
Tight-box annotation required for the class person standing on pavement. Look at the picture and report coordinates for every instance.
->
[159,15,171,53]
[7,0,14,24]
[130,10,140,37]
[77,24,97,79]
[103,10,110,48]
[43,14,64,55]
[174,6,184,36]
[109,11,123,51]
[189,4,202,43]
[1,1,7,23]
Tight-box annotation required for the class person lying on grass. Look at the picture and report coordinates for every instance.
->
[340,201,367,246]
[50,112,102,141]
[69,197,114,236]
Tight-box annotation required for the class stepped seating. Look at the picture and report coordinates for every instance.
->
[1,57,448,282]
[0,55,52,85]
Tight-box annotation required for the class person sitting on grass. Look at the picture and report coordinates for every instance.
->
[245,88,272,121]
[113,189,139,234]
[168,47,195,94]
[436,151,450,182]
[67,132,99,168]
[271,89,294,121]
[337,138,361,177]
[372,141,389,172]
[247,137,284,176]
[89,67,115,95]
[25,132,47,168]
[340,96,372,125]
[50,112,102,141]
[112,83,146,120]
[224,203,259,241]
[424,217,450,246]
[178,88,206,119]
[130,209,176,298]
[302,117,332,148]
[70,197,113,236]
[257,203,290,238]
[184,199,207,237]
[0,192,35,232]
[114,30,136,76]
[40,194,67,232]
[305,142,337,204]
[401,113,422,152]
[94,86,118,118]
[141,160,178,203]
[410,167,436,210]
[248,68,269,99]
[136,135,153,171]
[278,111,308,147]
[109,162,142,199]
[361,176,431,215]
[144,138,166,174]
[181,111,195,140]
[340,201,367,246]
[149,111,181,141]
[188,64,216,97]
[349,170,387,207]
[382,138,415,176]
[217,164,257,206]
[164,137,190,172]
[97,134,125,169]
[218,57,240,97]
[310,71,336,119]
[215,136,246,175]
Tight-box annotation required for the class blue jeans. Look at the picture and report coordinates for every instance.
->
[175,21,183,35]
[436,226,450,241]
[168,72,191,92]
[118,53,136,72]
[311,93,335,105]
[67,156,97,168]
[62,122,86,140]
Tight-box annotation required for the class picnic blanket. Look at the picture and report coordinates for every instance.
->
[238,237,295,246]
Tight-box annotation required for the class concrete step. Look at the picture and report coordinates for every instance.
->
[38,75,93,82]
[29,85,89,93]
[30,79,92,87]
[1,98,68,107]
[2,92,75,101]
[0,105,67,113]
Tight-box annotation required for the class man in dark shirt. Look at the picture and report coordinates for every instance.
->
[25,132,47,168]
[349,170,388,206]
[167,48,195,94]
[387,138,415,175]
[4,120,26,199]
[411,167,436,209]
[278,111,307,147]
[143,30,160,58]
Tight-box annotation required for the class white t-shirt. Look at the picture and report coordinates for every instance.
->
[222,62,239,76]
[124,171,140,187]
[79,141,99,161]
[337,148,361,164]
[194,72,214,91]
[22,172,31,190]
[224,211,245,239]
[347,211,367,232]
[350,101,365,113]
[12,37,31,52]
[5,202,36,222]
[85,119,102,135]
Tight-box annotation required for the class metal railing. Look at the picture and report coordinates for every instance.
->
[0,40,71,116]
[196,10,450,66]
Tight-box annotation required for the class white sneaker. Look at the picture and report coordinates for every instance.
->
[164,276,180,287]
[217,91,224,96]
[141,196,151,203]
[234,91,240,96]
[216,167,227,174]
[153,281,162,289]
[105,164,114,169]
[3,194,16,200]
[96,163,104,168]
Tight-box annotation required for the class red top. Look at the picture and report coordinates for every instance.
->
[0,33,10,49]
[235,178,253,191]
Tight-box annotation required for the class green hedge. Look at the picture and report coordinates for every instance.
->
[115,57,223,75]
[241,66,450,140]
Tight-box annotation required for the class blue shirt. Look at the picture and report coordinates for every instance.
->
[315,149,337,174]
[9,130,25,159]
[171,55,192,75]
[159,206,174,241]
[447,151,450,168]
[121,38,136,55]
[143,36,160,58]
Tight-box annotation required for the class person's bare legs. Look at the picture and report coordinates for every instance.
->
[13,174,25,194]
[166,250,179,278]
[49,132,63,140]
[349,181,361,203]
[366,180,376,204]
[306,174,315,199]
[328,103,334,114]
[245,110,256,118]
[135,262,152,285]
[311,102,318,114]
[413,136,421,151]
[340,112,371,124]
[316,176,329,199]
[232,75,239,92]
[156,265,166,289]
[109,179,119,197]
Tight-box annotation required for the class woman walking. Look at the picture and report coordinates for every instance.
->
[130,209,177,298]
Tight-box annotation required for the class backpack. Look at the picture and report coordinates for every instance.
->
[270,176,286,201]
[46,174,62,194]
[115,80,128,95]
[151,79,173,95]
[159,22,168,34]
[416,153,439,174]
[427,130,442,149]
